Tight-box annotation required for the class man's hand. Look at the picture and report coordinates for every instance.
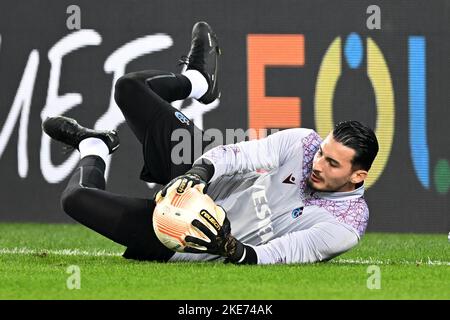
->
[154,161,215,203]
[155,173,206,203]
[184,214,246,263]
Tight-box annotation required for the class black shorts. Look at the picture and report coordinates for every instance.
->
[139,108,214,185]
[114,69,215,186]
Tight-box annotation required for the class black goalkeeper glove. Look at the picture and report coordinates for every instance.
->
[158,173,206,198]
[155,161,215,201]
[184,216,257,264]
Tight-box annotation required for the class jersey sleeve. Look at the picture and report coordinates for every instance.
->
[194,128,315,182]
[251,220,359,264]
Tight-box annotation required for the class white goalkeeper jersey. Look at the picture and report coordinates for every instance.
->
[169,128,369,264]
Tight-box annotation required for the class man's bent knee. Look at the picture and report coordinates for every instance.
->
[60,186,90,221]
[114,74,141,107]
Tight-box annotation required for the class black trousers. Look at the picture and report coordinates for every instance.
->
[60,70,211,261]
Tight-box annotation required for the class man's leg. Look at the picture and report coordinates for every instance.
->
[42,118,174,261]
[113,21,219,145]
[61,156,174,261]
[113,70,201,144]
[114,71,212,184]
[113,22,220,184]
[60,154,173,261]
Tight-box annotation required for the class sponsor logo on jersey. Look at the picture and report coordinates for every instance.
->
[200,209,221,232]
[174,111,190,125]
[291,207,303,219]
[283,174,296,185]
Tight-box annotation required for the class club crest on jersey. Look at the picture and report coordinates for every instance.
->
[291,207,303,219]
[174,111,190,125]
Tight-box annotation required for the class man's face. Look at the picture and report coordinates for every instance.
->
[308,134,364,192]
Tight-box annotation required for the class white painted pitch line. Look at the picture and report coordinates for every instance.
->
[1,248,449,266]
[0,247,122,257]
[332,258,450,266]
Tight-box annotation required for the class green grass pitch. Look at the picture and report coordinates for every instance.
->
[0,223,449,299]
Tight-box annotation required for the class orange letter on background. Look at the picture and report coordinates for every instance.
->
[247,35,304,139]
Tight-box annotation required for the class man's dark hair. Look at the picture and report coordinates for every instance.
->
[332,120,379,171]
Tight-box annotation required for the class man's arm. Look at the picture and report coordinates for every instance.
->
[253,221,359,264]
[156,159,215,199]
[184,215,358,264]
[157,128,317,199]
[194,128,316,182]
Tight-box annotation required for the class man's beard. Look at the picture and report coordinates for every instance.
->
[307,176,352,193]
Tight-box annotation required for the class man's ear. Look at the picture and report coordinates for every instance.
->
[351,170,367,184]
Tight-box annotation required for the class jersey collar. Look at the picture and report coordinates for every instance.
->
[309,184,365,201]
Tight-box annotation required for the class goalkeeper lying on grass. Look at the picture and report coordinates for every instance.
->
[42,21,379,265]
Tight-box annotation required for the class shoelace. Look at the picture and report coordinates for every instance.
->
[178,43,206,67]
[178,55,189,66]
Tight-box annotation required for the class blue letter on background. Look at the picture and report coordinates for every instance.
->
[409,36,429,188]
